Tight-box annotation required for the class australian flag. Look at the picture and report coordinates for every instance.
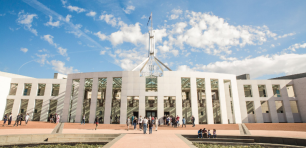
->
[147,13,152,26]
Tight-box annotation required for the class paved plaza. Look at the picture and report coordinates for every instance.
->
[1,122,306,147]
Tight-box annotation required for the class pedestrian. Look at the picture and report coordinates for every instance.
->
[198,129,203,138]
[25,113,30,125]
[126,117,130,131]
[163,115,166,125]
[143,117,148,134]
[172,116,176,127]
[202,128,207,138]
[8,113,12,125]
[133,117,137,130]
[208,129,211,138]
[2,113,7,126]
[81,114,85,125]
[149,118,153,134]
[213,129,217,138]
[182,117,186,128]
[19,114,23,125]
[166,116,169,126]
[131,115,134,123]
[95,116,99,130]
[155,117,158,131]
[176,115,180,127]
[191,115,195,127]
[53,114,57,124]
[138,116,143,131]
[57,114,60,123]
[13,114,20,127]
[50,114,53,123]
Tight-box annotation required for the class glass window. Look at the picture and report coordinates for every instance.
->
[146,76,157,92]
[261,101,269,113]
[290,101,299,113]
[258,85,267,97]
[275,101,284,113]
[23,83,32,96]
[51,84,60,96]
[286,85,295,97]
[96,78,107,124]
[244,85,252,97]
[82,79,92,123]
[112,77,122,124]
[211,79,221,124]
[9,83,18,95]
[272,85,281,97]
[181,78,191,124]
[37,84,46,96]
[246,101,254,114]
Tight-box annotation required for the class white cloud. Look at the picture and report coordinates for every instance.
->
[50,60,79,74]
[191,48,200,52]
[41,34,57,47]
[113,49,147,70]
[278,32,295,38]
[141,15,147,19]
[181,53,306,79]
[44,15,60,27]
[171,49,179,56]
[123,5,135,14]
[20,48,28,53]
[94,31,108,40]
[38,49,48,52]
[17,10,38,35]
[65,14,71,22]
[66,24,82,37]
[100,50,106,55]
[67,5,86,13]
[86,11,96,17]
[286,42,306,52]
[169,8,182,20]
[271,44,275,48]
[58,47,68,56]
[99,14,117,27]
[61,0,67,6]
[35,53,48,65]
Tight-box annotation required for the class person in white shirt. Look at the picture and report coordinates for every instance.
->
[143,117,148,134]
[126,117,130,131]
[25,113,30,125]
[155,117,158,131]
[138,116,143,131]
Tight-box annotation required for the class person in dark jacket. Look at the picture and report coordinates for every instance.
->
[14,114,21,127]
[53,114,57,124]
[2,114,7,126]
[148,119,153,134]
[8,113,12,125]
[172,116,176,127]
[95,116,99,130]
[19,114,23,125]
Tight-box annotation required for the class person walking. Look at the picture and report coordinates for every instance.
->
[81,114,85,125]
[149,118,153,134]
[126,117,130,131]
[191,115,195,127]
[176,115,180,127]
[131,115,134,124]
[95,116,99,130]
[2,114,7,127]
[13,114,20,127]
[155,117,158,131]
[19,114,23,125]
[182,117,186,128]
[50,114,53,123]
[143,117,148,134]
[8,113,12,125]
[133,117,137,130]
[138,116,143,131]
[25,113,30,125]
[53,114,57,124]
[56,114,60,123]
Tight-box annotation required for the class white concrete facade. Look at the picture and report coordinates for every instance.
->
[1,70,306,125]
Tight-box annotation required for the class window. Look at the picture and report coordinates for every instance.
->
[23,83,32,96]
[244,85,252,97]
[290,101,299,113]
[9,83,18,95]
[261,101,269,113]
[146,76,157,92]
[286,85,295,97]
[258,85,267,97]
[275,101,284,113]
[246,101,254,114]
[51,84,60,96]
[37,84,46,96]
[272,85,281,97]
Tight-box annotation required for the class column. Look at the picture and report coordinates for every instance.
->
[230,78,242,124]
[157,95,164,124]
[218,78,228,124]
[74,78,85,123]
[205,78,214,124]
[252,84,264,123]
[266,83,279,123]
[62,79,72,122]
[224,82,233,123]
[190,78,199,124]
[56,81,67,119]
[104,77,113,124]
[120,78,127,124]
[139,95,145,117]
[89,77,98,123]
[175,77,183,124]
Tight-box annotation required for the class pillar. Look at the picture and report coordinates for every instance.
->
[205,78,214,124]
[218,78,228,124]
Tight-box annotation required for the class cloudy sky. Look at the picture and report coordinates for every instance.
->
[0,0,305,79]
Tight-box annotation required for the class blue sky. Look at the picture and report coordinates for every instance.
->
[0,0,306,79]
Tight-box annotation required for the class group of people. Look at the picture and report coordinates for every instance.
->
[198,128,217,138]
[49,114,60,124]
[163,115,185,127]
[2,113,30,127]
[126,115,158,134]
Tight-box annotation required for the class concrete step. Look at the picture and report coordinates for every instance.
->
[48,137,115,142]
[187,138,255,143]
